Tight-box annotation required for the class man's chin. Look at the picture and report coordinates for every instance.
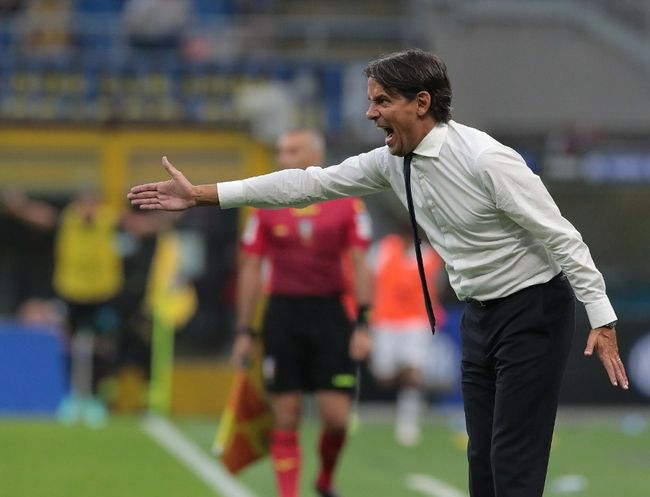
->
[387,146,406,157]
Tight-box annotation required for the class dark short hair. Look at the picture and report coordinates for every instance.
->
[364,49,452,123]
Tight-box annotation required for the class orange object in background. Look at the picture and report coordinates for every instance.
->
[372,234,446,328]
[213,335,272,474]
[213,371,273,474]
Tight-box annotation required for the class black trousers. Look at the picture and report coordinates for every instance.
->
[461,273,575,497]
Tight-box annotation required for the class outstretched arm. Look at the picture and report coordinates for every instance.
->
[128,150,389,211]
[128,157,219,211]
[1,190,58,230]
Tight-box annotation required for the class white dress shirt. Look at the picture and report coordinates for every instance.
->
[219,120,616,329]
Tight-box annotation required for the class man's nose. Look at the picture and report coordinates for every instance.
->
[366,104,378,120]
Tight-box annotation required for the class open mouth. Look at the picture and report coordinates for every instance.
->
[378,125,395,145]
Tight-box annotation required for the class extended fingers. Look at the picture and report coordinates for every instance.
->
[128,188,164,209]
[138,203,163,210]
[586,329,629,390]
[613,356,629,390]
[599,347,629,390]
[605,354,629,390]
[602,330,629,390]
[131,197,164,210]
[602,355,620,387]
[128,182,163,195]
[128,190,160,201]
[130,196,159,205]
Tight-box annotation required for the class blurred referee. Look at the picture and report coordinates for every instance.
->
[129,50,628,497]
[231,129,373,497]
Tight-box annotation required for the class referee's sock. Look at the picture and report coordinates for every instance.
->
[316,428,347,493]
[271,430,301,497]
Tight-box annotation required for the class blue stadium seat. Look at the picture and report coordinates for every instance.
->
[321,64,343,132]
[192,0,234,16]
[72,0,123,53]
[73,0,124,14]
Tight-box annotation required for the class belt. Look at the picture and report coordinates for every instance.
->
[464,272,565,308]
[464,295,509,308]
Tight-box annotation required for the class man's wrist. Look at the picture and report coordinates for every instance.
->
[193,184,219,206]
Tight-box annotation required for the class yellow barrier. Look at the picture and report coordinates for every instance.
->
[0,127,273,208]
[170,360,237,416]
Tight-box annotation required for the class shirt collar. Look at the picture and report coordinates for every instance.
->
[412,121,449,158]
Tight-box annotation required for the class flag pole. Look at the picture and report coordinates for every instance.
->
[148,310,175,415]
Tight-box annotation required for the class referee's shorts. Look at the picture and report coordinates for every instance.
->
[261,295,355,394]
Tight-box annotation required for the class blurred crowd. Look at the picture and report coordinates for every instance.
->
[0,0,277,64]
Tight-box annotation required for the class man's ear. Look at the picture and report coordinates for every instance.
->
[416,91,432,117]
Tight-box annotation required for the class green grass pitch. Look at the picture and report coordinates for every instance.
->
[178,412,650,497]
[0,418,217,497]
[1,411,649,497]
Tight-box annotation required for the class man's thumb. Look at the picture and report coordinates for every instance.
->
[162,156,179,177]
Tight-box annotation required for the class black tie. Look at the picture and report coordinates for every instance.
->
[403,153,437,335]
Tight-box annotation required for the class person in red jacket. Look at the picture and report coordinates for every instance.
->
[231,129,373,497]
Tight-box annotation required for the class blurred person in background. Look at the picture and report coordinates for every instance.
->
[3,190,123,425]
[123,0,191,61]
[128,49,629,497]
[230,129,373,497]
[2,190,179,422]
[22,0,72,60]
[369,224,446,447]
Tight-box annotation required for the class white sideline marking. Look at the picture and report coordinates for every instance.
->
[405,473,468,497]
[142,415,258,497]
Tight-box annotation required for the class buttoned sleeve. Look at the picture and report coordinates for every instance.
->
[477,146,617,329]
[218,149,390,210]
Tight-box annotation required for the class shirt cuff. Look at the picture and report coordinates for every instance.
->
[217,181,245,209]
[584,297,618,329]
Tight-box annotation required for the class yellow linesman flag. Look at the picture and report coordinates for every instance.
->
[212,363,272,474]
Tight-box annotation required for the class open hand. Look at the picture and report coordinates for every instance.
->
[584,326,629,390]
[127,157,197,211]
